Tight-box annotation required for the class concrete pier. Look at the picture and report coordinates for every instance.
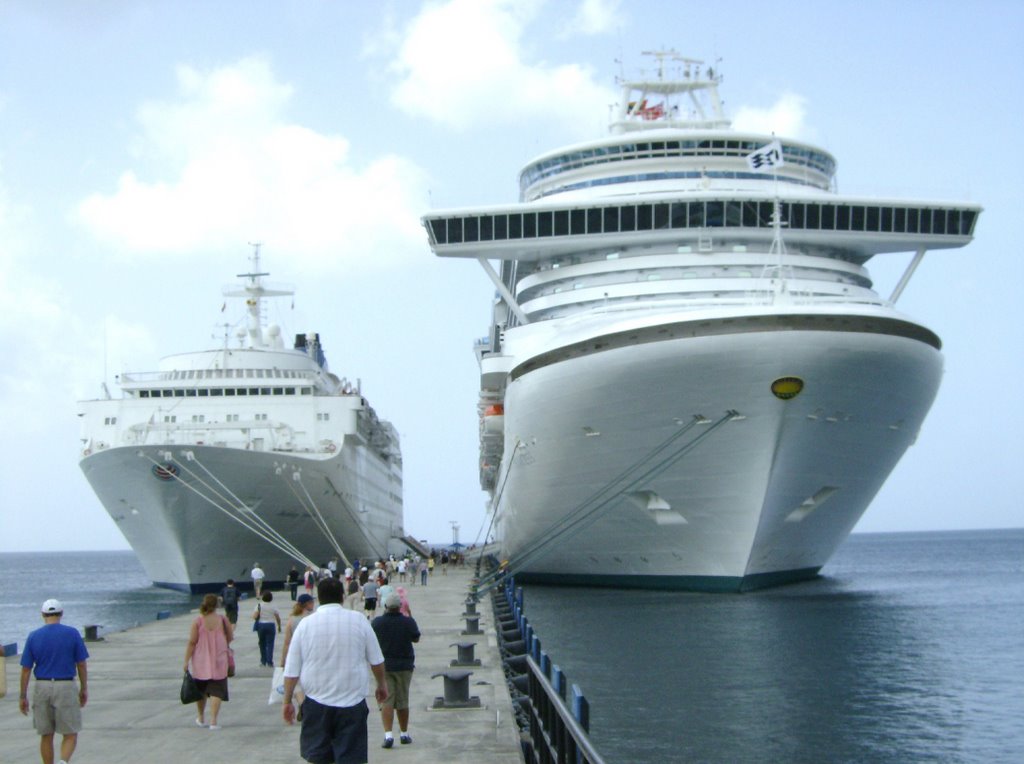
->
[1,563,523,763]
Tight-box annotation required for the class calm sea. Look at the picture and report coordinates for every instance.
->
[0,550,201,649]
[3,532,1022,762]
[519,529,1024,764]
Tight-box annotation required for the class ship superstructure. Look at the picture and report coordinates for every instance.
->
[78,248,405,592]
[422,52,980,591]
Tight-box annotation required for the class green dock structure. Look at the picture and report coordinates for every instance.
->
[1,561,524,763]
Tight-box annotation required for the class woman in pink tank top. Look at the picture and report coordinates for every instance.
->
[183,593,233,729]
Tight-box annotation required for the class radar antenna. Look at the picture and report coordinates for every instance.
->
[640,49,703,79]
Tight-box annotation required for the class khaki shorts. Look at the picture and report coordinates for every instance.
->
[32,681,82,736]
[382,670,413,710]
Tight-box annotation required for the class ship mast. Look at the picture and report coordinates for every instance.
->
[611,49,729,134]
[223,242,293,349]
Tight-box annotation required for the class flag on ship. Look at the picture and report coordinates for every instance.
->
[746,140,785,171]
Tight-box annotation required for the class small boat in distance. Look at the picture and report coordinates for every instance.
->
[78,246,406,592]
[422,51,981,591]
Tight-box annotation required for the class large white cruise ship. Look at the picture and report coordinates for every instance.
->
[422,53,981,591]
[78,249,405,592]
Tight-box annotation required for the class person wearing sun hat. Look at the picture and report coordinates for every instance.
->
[19,598,90,764]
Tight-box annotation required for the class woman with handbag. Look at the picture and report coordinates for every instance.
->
[252,590,281,667]
[183,593,233,729]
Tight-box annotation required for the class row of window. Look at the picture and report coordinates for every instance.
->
[519,140,836,193]
[530,171,821,200]
[426,200,977,246]
[136,386,313,398]
[103,412,325,425]
[151,368,310,381]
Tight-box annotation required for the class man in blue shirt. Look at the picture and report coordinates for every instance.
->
[19,598,89,764]
[371,592,421,748]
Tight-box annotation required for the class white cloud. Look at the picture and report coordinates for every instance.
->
[75,57,428,271]
[567,0,624,36]
[389,0,615,135]
[731,92,813,140]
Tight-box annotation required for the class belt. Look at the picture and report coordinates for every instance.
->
[38,677,74,681]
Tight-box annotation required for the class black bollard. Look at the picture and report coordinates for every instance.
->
[449,641,482,667]
[430,669,482,709]
[461,614,483,635]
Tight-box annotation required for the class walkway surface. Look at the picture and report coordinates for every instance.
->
[1,563,524,763]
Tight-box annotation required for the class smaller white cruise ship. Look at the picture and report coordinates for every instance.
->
[78,248,405,592]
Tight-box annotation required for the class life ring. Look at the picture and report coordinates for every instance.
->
[325,442,336,453]
[83,448,92,456]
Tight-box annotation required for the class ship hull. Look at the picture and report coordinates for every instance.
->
[495,319,942,591]
[80,442,403,593]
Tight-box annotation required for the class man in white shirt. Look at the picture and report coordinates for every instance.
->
[282,577,387,763]
[251,562,265,597]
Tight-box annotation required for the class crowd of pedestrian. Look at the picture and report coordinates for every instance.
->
[17,548,470,763]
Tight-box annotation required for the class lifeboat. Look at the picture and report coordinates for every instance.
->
[482,403,504,434]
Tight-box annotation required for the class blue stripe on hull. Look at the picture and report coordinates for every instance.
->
[154,580,285,595]
[512,567,822,593]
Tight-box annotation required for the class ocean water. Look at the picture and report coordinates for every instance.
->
[519,529,1024,764]
[3,532,1022,762]
[0,550,201,649]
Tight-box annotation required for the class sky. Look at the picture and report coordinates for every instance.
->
[0,0,1021,555]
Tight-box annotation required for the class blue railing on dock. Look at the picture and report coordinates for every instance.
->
[491,573,607,764]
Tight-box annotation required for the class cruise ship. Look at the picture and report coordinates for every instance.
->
[78,249,405,592]
[422,53,981,591]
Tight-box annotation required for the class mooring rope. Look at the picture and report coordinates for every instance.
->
[276,467,352,570]
[474,417,702,589]
[477,411,739,593]
[472,439,522,566]
[138,450,316,569]
[180,451,314,564]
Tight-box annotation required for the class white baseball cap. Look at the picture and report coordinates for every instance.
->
[41,598,63,615]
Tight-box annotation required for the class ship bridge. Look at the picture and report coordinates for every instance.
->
[423,195,980,263]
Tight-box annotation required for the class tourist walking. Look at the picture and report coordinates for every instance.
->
[19,598,89,764]
[286,566,300,601]
[378,577,394,606]
[281,577,388,763]
[252,591,281,667]
[183,594,233,730]
[345,573,360,611]
[219,579,240,625]
[280,593,316,720]
[362,577,379,620]
[251,562,265,597]
[303,565,317,595]
[371,592,421,748]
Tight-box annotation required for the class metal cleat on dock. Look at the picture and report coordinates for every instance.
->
[430,670,482,709]
[449,641,482,667]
